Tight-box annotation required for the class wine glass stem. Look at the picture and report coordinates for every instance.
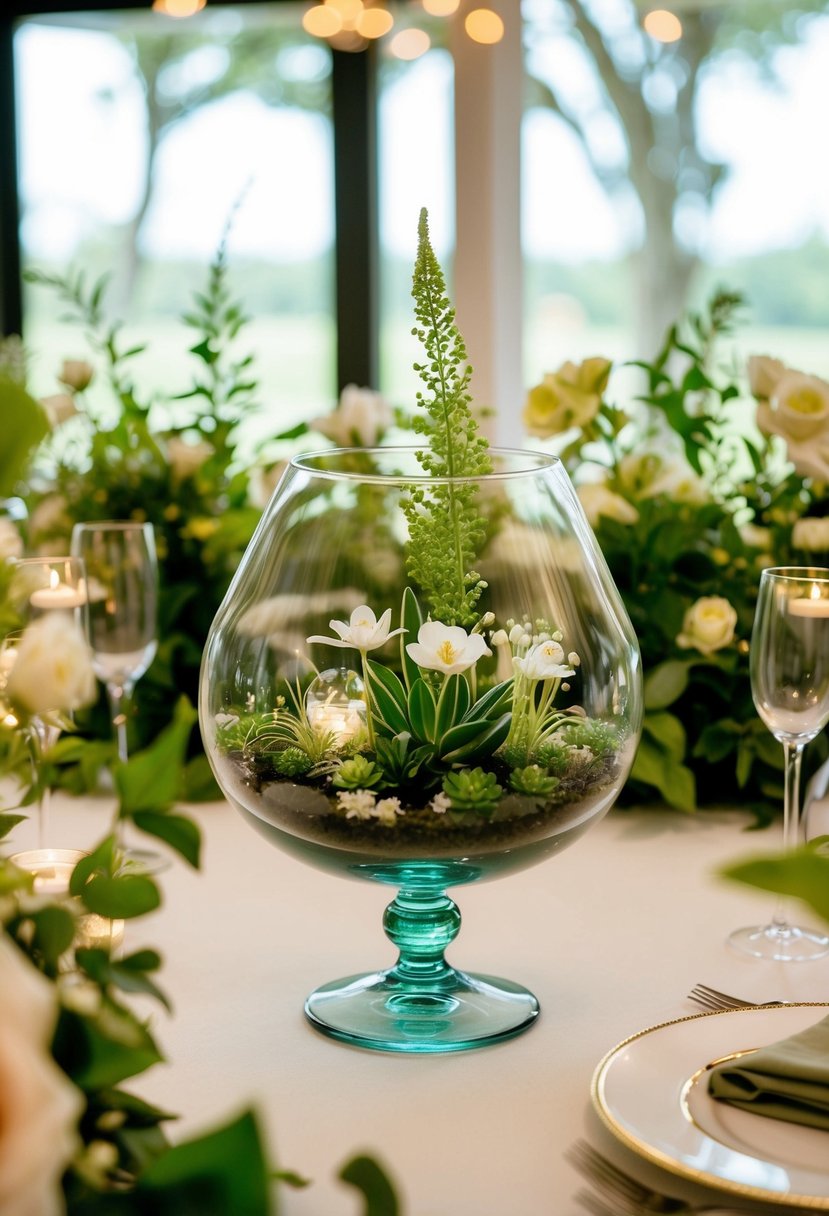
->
[29,719,59,848]
[772,739,805,931]
[107,681,133,765]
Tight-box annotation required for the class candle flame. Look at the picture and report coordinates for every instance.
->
[49,569,60,590]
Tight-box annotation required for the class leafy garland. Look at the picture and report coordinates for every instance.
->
[402,208,492,626]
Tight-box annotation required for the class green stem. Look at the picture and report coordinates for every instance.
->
[360,651,377,750]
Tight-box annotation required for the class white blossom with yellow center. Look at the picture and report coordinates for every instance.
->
[307,603,405,653]
[513,639,576,682]
[406,620,491,676]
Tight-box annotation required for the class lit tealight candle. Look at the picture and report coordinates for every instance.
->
[789,587,829,618]
[29,572,86,610]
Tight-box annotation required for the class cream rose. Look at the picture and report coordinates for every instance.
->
[576,482,639,528]
[792,517,829,553]
[310,384,392,447]
[618,451,707,504]
[6,612,97,716]
[739,523,773,551]
[0,935,82,1216]
[747,354,787,401]
[166,436,214,481]
[677,596,738,656]
[523,357,611,438]
[756,368,829,481]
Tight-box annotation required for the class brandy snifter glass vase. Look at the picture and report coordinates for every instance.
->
[199,449,642,1053]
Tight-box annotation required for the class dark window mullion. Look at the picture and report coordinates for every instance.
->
[0,16,22,337]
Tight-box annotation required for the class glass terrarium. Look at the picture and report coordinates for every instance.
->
[200,446,642,1052]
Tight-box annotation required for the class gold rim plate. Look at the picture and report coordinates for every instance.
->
[592,1003,829,1209]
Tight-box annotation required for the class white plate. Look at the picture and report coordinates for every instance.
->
[592,1003,829,1209]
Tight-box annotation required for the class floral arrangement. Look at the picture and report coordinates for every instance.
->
[524,291,829,820]
[0,573,400,1213]
[205,210,634,842]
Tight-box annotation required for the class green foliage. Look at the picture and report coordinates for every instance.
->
[333,755,384,790]
[402,208,492,626]
[442,767,503,814]
[719,838,829,926]
[508,765,560,798]
[0,371,49,496]
[272,746,313,777]
[339,1154,401,1216]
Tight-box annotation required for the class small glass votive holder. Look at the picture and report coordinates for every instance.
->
[9,848,125,955]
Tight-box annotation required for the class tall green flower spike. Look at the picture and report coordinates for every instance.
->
[403,207,493,626]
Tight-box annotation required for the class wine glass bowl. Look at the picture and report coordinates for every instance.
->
[200,449,643,1051]
[730,566,829,961]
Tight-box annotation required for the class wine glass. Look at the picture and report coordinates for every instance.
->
[70,521,161,870]
[3,555,89,846]
[728,566,829,961]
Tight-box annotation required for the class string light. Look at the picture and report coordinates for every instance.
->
[464,8,504,44]
[152,0,206,14]
[388,27,431,60]
[643,9,683,42]
[422,0,460,14]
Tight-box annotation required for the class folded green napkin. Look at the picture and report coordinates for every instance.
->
[708,1013,829,1131]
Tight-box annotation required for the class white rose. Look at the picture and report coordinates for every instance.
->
[7,612,97,716]
[0,518,24,561]
[676,596,738,656]
[747,354,787,400]
[577,482,639,528]
[40,394,78,428]
[756,369,829,481]
[57,359,93,392]
[792,517,829,553]
[166,436,214,481]
[309,384,392,447]
[0,934,82,1216]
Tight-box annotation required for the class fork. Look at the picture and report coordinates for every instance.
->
[687,983,785,1012]
[567,1140,749,1215]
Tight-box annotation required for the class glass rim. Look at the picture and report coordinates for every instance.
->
[12,554,85,567]
[70,520,154,532]
[289,446,559,485]
[761,565,829,584]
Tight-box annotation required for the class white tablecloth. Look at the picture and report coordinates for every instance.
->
[11,796,829,1215]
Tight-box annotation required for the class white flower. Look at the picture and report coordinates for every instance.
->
[792,517,829,552]
[513,640,575,681]
[307,604,405,652]
[166,436,214,481]
[617,452,707,505]
[337,789,377,820]
[739,524,773,551]
[490,629,509,647]
[747,355,787,400]
[406,621,491,675]
[0,519,23,562]
[0,935,83,1216]
[7,612,97,716]
[676,596,738,656]
[40,393,78,428]
[309,384,392,448]
[57,359,94,392]
[577,482,639,528]
[756,369,829,481]
[374,796,403,826]
[430,792,451,814]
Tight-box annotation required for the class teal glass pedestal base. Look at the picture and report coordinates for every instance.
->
[303,885,540,1053]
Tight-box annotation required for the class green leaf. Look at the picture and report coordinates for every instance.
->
[339,1154,400,1216]
[116,698,197,815]
[643,711,686,763]
[630,737,696,812]
[54,1004,163,1091]
[441,712,511,763]
[0,812,26,840]
[135,1109,271,1216]
[408,678,437,743]
[0,373,49,496]
[719,843,829,926]
[465,678,513,722]
[133,811,201,869]
[364,659,408,725]
[435,674,471,739]
[400,586,423,691]
[643,659,693,709]
[78,872,161,920]
[23,905,77,969]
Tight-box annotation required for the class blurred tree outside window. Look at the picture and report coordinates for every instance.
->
[522,0,829,380]
[15,1,335,447]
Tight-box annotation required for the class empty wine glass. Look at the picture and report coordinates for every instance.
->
[71,521,161,870]
[729,566,829,961]
[3,555,89,846]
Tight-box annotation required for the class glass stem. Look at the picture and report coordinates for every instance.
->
[772,740,805,931]
[107,680,133,765]
[29,718,60,849]
[383,887,461,989]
